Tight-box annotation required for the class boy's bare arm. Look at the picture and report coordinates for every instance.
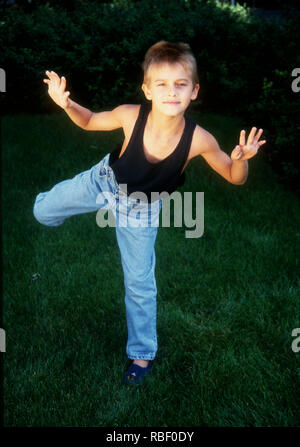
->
[194,126,266,185]
[83,104,131,131]
[43,70,125,130]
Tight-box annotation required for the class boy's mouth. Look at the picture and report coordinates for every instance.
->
[163,101,181,104]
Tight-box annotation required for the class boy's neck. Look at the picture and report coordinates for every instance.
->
[148,106,185,139]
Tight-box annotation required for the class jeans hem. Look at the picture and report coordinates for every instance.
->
[127,353,156,361]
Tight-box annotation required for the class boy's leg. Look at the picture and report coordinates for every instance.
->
[33,153,117,226]
[34,152,162,364]
[115,193,162,361]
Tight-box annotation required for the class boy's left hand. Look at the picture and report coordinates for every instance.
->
[231,127,266,161]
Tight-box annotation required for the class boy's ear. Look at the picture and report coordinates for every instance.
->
[142,83,151,100]
[191,83,200,101]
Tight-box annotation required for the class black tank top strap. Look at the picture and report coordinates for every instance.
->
[181,117,197,163]
[109,102,150,165]
[128,102,151,150]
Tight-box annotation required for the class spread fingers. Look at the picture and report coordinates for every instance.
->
[247,127,257,145]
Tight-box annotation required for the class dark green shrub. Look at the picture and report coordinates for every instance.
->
[1,0,299,192]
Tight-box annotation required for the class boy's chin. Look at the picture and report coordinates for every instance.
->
[163,110,185,117]
[158,105,187,116]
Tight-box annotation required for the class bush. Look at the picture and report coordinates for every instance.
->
[1,0,299,192]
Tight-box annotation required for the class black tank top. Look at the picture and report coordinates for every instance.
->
[109,101,197,202]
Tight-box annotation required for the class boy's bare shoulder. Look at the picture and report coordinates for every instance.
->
[114,104,140,128]
[189,123,220,159]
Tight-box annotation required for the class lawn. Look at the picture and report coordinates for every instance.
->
[2,109,300,426]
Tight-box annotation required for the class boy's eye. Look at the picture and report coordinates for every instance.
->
[157,83,187,87]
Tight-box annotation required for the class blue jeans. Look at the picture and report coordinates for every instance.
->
[33,153,162,361]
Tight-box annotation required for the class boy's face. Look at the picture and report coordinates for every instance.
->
[142,62,199,116]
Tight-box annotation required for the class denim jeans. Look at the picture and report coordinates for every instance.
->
[33,153,162,361]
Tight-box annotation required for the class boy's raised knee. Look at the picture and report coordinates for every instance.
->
[33,201,49,225]
[33,199,43,224]
[33,197,64,227]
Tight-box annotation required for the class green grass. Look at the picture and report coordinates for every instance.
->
[2,109,300,427]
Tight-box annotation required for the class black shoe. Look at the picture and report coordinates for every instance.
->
[123,361,153,385]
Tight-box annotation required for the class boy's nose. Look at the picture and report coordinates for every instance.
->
[168,87,177,96]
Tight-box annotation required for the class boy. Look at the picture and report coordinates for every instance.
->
[34,41,266,384]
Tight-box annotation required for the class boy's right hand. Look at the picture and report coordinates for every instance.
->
[43,70,71,110]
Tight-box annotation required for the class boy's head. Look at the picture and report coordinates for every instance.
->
[142,41,199,88]
[141,41,200,115]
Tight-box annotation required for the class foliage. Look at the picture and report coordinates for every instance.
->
[1,0,299,191]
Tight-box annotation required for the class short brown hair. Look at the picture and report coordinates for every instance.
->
[142,41,199,87]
